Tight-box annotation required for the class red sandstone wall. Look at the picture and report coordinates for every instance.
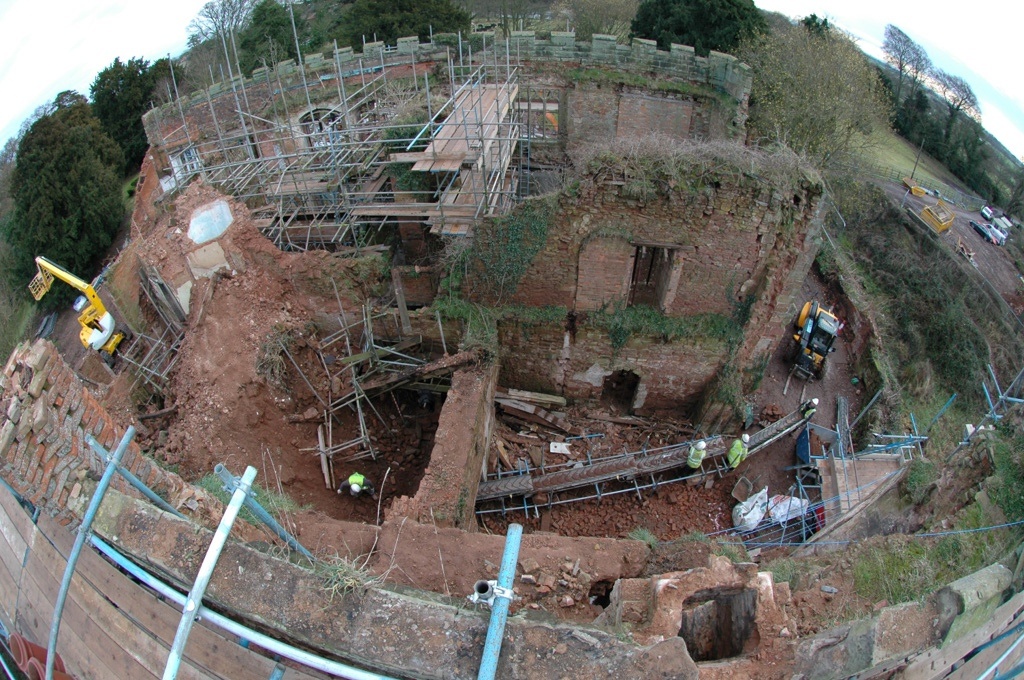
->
[387,363,498,528]
[0,341,214,526]
[498,323,726,415]
[513,179,818,316]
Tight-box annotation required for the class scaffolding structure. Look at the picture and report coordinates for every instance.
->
[154,42,532,249]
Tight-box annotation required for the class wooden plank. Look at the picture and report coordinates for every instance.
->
[18,551,129,680]
[903,591,1024,680]
[0,551,20,628]
[502,388,567,408]
[947,618,1024,680]
[35,513,292,680]
[495,440,514,471]
[495,398,574,434]
[0,483,38,547]
[318,426,331,489]
[0,498,30,586]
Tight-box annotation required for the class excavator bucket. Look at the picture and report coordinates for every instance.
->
[28,269,53,301]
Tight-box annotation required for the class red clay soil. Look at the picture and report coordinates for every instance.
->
[93,182,438,524]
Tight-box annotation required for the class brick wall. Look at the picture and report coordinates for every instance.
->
[513,174,821,319]
[497,321,727,415]
[0,340,214,526]
[480,156,823,413]
[387,363,498,528]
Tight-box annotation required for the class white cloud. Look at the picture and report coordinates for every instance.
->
[0,0,209,145]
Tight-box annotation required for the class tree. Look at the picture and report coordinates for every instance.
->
[554,0,639,42]
[188,0,257,46]
[90,57,156,174]
[740,20,892,168]
[800,14,830,37]
[934,70,979,151]
[1006,163,1024,219]
[4,92,124,299]
[338,0,471,49]
[630,0,766,56]
[880,24,929,103]
[237,0,299,75]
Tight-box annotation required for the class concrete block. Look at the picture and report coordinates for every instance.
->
[6,397,23,424]
[397,36,419,54]
[27,354,53,398]
[0,421,15,459]
[936,563,1013,642]
[550,31,575,48]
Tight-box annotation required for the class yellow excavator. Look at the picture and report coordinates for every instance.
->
[29,256,128,365]
[792,300,840,380]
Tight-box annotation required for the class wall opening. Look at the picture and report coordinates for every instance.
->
[601,370,639,413]
[629,246,674,309]
[678,587,758,661]
[588,580,615,609]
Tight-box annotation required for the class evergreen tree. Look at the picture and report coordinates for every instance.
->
[5,92,124,303]
[90,57,156,174]
[338,0,471,49]
[630,0,766,56]
[238,0,299,75]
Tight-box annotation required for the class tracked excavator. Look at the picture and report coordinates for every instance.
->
[792,300,839,380]
[28,256,127,366]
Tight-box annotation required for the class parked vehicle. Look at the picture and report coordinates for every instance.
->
[981,206,995,220]
[990,222,1009,245]
[970,220,999,244]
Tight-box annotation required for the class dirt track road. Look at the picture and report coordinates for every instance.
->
[884,181,1024,316]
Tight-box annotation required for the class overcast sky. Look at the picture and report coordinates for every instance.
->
[0,0,209,147]
[1,0,1022,161]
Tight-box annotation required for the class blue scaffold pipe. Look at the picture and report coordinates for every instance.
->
[163,465,257,680]
[477,523,523,680]
[46,426,135,680]
[86,434,185,519]
[215,464,313,561]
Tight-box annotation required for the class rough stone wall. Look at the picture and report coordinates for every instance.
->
[490,167,822,411]
[0,340,213,526]
[514,178,819,317]
[91,490,700,680]
[498,322,726,415]
[387,363,498,528]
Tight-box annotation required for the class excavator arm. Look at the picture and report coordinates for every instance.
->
[29,257,123,355]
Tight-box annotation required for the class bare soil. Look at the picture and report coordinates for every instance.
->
[38,179,879,671]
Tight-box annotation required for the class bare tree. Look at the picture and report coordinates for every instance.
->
[883,25,934,104]
[905,42,932,100]
[188,0,257,46]
[882,24,917,103]
[740,23,891,168]
[934,69,980,147]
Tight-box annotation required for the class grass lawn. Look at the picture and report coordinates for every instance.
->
[860,128,967,191]
[0,298,36,362]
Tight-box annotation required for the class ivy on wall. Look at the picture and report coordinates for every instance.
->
[464,194,559,304]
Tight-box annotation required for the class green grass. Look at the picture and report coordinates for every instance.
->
[627,527,659,549]
[858,127,965,191]
[0,298,35,362]
[197,473,308,527]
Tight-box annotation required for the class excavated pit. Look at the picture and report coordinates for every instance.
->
[678,586,759,661]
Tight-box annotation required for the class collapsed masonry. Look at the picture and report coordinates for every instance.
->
[0,34,846,678]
